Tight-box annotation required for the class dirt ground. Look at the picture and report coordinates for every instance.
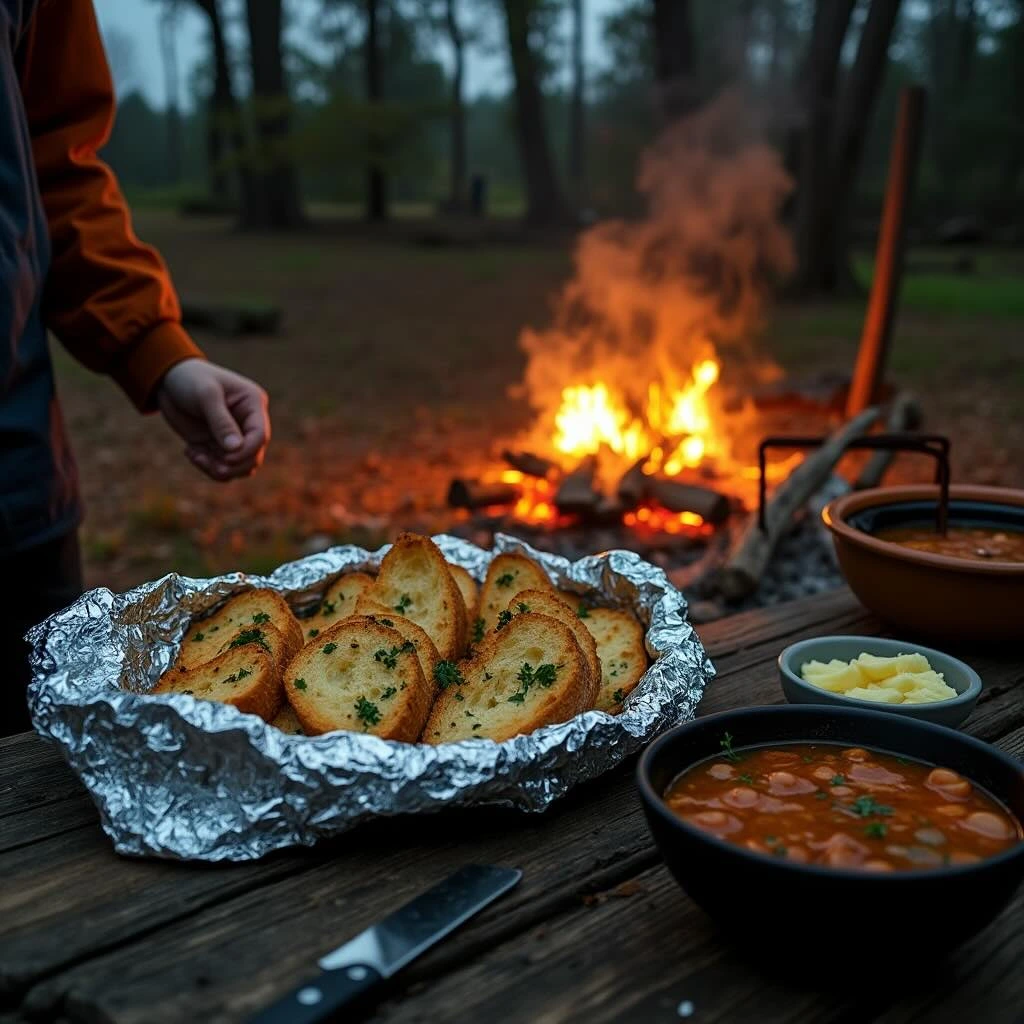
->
[51,211,1024,591]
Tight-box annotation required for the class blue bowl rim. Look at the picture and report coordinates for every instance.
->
[636,704,1024,884]
[777,636,983,711]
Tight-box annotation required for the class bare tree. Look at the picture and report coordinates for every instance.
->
[501,0,570,225]
[793,0,905,293]
[104,26,140,99]
[191,0,259,218]
[568,0,585,208]
[366,0,388,221]
[651,0,696,121]
[244,0,305,229]
[158,0,182,184]
[444,0,468,211]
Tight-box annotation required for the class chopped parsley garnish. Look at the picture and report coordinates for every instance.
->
[321,599,336,616]
[516,602,530,614]
[719,732,742,763]
[612,688,626,704]
[846,795,894,818]
[472,723,482,730]
[378,617,394,627]
[507,661,559,704]
[293,678,307,690]
[801,754,814,763]
[496,609,513,630]
[434,660,465,690]
[235,667,252,680]
[355,696,381,728]
[252,612,271,624]
[577,604,590,619]
[380,686,397,701]
[815,790,828,800]
[772,845,788,857]
[192,632,205,642]
[229,628,270,653]
[308,628,320,638]
[375,643,414,669]
[496,572,515,588]
[394,594,412,614]
[864,822,889,839]
[738,773,754,785]
[454,692,464,702]
[831,774,846,786]
[322,642,338,654]
[472,617,486,644]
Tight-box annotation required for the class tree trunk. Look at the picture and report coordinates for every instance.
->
[501,0,570,225]
[193,0,259,219]
[651,0,697,121]
[792,0,857,293]
[158,3,182,185]
[243,0,304,229]
[768,0,785,81]
[366,0,388,221]
[568,0,585,208]
[445,0,467,211]
[827,0,904,288]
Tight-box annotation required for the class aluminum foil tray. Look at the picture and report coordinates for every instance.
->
[27,534,715,862]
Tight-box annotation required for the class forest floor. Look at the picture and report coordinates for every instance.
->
[52,211,1024,591]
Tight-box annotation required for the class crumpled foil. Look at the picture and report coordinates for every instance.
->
[26,534,715,862]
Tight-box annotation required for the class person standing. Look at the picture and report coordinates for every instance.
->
[0,0,271,735]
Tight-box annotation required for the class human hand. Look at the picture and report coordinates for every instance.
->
[156,359,270,481]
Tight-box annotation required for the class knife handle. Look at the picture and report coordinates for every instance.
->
[246,963,382,1024]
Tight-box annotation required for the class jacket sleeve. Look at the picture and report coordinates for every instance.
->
[16,0,204,411]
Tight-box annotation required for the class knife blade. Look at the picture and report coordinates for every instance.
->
[247,864,522,1024]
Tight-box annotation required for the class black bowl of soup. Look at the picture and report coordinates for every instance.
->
[822,484,1024,643]
[637,706,1024,957]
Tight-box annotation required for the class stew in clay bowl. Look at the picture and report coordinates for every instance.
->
[822,484,1024,643]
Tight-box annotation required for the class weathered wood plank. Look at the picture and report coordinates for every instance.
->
[17,771,657,1023]
[365,863,1024,1024]
[0,734,81,819]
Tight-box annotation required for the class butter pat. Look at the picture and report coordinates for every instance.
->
[799,652,957,705]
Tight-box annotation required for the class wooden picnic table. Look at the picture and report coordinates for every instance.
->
[1,588,1022,1024]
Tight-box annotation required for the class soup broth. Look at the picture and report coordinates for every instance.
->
[663,741,1021,872]
[874,526,1024,563]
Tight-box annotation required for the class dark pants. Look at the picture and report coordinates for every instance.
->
[0,530,82,737]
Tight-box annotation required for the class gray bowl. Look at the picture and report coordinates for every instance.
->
[778,636,983,729]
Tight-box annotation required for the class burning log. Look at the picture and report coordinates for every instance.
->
[502,450,557,479]
[707,407,882,601]
[854,392,924,490]
[647,478,731,525]
[617,459,649,508]
[555,456,600,516]
[447,478,521,511]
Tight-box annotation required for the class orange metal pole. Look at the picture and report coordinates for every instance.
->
[846,85,927,417]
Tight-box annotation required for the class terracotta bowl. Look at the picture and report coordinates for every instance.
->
[822,485,1024,644]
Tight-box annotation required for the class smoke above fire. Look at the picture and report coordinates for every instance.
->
[515,91,795,483]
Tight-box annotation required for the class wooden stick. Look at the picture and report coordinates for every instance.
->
[554,456,600,516]
[502,450,557,479]
[647,478,731,525]
[854,392,923,490]
[447,479,521,510]
[708,407,881,601]
[846,86,927,416]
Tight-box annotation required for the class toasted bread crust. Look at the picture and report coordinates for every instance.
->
[581,607,648,712]
[174,588,301,672]
[283,616,432,741]
[477,554,553,634]
[270,703,305,735]
[157,647,282,721]
[354,597,442,694]
[364,533,467,660]
[506,589,601,707]
[448,564,480,649]
[423,612,588,743]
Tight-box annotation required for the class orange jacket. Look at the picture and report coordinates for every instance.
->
[17,0,203,411]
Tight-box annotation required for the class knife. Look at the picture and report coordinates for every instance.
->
[247,864,522,1024]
